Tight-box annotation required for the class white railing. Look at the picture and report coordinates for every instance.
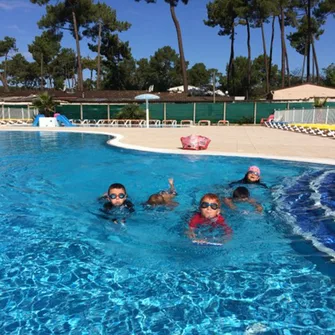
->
[1,106,38,120]
[274,107,335,124]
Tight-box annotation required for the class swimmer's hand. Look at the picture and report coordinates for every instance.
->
[98,192,108,200]
[187,229,196,239]
[255,204,263,213]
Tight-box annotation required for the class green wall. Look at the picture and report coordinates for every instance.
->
[4,101,334,124]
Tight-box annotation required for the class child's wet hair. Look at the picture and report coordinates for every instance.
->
[233,187,250,199]
[108,183,127,194]
[200,193,221,206]
[147,194,165,206]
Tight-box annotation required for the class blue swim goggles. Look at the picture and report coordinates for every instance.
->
[200,202,219,210]
[108,193,126,200]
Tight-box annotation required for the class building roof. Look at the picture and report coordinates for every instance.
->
[268,83,335,101]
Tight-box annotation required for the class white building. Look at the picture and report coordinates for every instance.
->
[268,84,335,101]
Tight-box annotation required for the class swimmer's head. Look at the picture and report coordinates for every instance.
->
[107,183,127,206]
[232,187,250,201]
[246,166,261,182]
[147,194,165,206]
[199,193,221,219]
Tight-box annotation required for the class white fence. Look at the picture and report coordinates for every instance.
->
[274,107,335,124]
[1,106,38,120]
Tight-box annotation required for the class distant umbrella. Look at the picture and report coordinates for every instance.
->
[135,93,160,128]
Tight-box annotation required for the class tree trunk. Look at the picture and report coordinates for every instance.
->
[269,15,275,86]
[231,24,235,94]
[0,72,9,92]
[279,11,285,88]
[312,54,315,82]
[41,53,44,90]
[4,54,8,82]
[246,17,251,100]
[97,21,102,90]
[307,0,311,82]
[2,53,10,92]
[170,5,188,94]
[311,35,320,84]
[72,9,84,91]
[284,41,290,87]
[261,19,269,93]
[301,41,307,82]
[228,22,235,94]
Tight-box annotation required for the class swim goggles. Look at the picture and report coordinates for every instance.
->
[200,202,219,210]
[108,193,126,199]
[248,171,260,177]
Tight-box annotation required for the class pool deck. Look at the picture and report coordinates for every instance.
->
[1,125,335,165]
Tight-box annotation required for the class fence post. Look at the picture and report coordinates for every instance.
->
[107,104,110,121]
[8,107,11,119]
[163,103,166,121]
[312,107,315,124]
[223,102,227,122]
[301,108,304,123]
[193,103,196,124]
[80,103,83,120]
[325,106,329,124]
[286,102,290,110]
[253,101,257,124]
[21,108,24,119]
[1,104,4,119]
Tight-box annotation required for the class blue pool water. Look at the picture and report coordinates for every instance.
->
[0,131,334,334]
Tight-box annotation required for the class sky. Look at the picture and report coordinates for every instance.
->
[0,0,334,79]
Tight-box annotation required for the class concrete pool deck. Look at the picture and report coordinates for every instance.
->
[1,125,335,165]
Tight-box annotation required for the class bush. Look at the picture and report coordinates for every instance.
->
[314,97,327,108]
[116,104,145,119]
[236,116,254,125]
[32,92,57,117]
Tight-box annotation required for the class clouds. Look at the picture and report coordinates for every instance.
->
[6,24,26,35]
[0,0,34,10]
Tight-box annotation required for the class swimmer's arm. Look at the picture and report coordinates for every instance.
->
[187,228,196,240]
[166,200,179,208]
[248,198,263,212]
[168,178,177,195]
[222,197,236,210]
[188,232,208,244]
[98,192,108,201]
[222,224,233,241]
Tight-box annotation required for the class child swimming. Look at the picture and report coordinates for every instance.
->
[229,166,268,188]
[101,183,134,224]
[187,193,232,244]
[146,178,178,207]
[223,186,263,212]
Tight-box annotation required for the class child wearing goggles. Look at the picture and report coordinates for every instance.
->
[187,193,232,243]
[229,166,268,188]
[146,178,178,207]
[223,186,263,213]
[101,183,134,224]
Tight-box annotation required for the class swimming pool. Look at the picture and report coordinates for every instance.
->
[1,131,334,334]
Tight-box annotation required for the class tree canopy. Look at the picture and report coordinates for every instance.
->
[0,0,333,95]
